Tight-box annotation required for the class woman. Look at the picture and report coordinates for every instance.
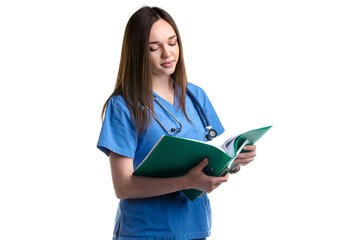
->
[97,6,257,240]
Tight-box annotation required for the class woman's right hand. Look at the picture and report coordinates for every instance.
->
[183,158,229,193]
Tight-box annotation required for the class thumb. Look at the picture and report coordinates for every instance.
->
[195,158,209,170]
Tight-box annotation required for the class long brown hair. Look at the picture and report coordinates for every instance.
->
[101,6,188,133]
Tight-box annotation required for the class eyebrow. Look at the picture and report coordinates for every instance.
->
[149,35,177,44]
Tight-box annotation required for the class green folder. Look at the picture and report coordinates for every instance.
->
[133,125,272,201]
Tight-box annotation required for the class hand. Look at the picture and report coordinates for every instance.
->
[184,158,229,193]
[231,145,257,170]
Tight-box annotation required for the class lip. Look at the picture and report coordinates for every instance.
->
[160,60,175,68]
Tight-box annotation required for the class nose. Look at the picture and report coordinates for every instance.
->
[161,46,171,58]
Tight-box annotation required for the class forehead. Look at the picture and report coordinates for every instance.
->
[149,19,176,41]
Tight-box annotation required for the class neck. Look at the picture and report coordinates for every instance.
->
[152,76,175,105]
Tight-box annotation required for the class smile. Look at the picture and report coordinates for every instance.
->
[160,60,175,68]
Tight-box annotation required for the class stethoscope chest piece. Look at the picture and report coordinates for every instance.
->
[206,127,217,141]
[151,96,182,136]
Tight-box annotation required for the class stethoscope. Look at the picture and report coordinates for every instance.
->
[149,88,218,141]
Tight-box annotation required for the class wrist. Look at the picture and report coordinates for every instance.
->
[177,175,191,190]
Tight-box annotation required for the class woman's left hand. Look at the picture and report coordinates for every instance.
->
[234,145,257,166]
[230,145,257,173]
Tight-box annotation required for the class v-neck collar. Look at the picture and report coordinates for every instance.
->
[153,91,177,108]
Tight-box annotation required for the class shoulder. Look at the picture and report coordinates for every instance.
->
[187,82,207,98]
[187,82,211,106]
[106,95,131,113]
[108,94,127,107]
[103,94,133,122]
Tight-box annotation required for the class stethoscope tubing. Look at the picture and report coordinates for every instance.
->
[152,96,182,135]
[149,88,217,140]
[186,89,211,129]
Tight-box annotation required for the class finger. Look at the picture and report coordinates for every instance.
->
[240,157,255,163]
[234,157,254,164]
[239,159,253,166]
[213,175,229,183]
[237,151,256,159]
[243,145,256,151]
[206,182,222,193]
[207,175,229,192]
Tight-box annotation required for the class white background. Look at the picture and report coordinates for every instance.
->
[1,0,359,239]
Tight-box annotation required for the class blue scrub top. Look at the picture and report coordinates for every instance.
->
[97,83,225,240]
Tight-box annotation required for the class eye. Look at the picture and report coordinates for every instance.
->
[169,42,177,47]
[150,47,159,52]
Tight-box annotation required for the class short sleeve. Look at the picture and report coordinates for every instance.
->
[97,96,138,157]
[187,83,225,137]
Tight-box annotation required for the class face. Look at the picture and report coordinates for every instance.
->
[148,19,179,80]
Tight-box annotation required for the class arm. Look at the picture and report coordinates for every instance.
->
[109,151,229,199]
